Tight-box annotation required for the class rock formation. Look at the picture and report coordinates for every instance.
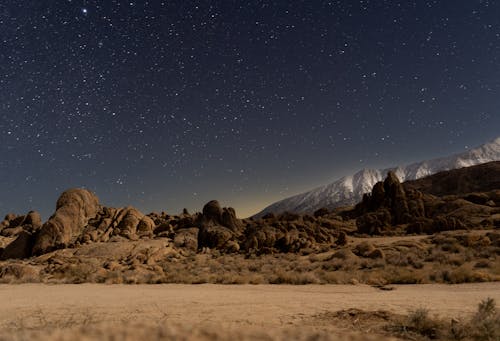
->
[354,169,499,235]
[32,189,100,255]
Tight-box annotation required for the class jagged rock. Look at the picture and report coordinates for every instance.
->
[371,182,386,208]
[0,231,34,260]
[32,188,100,255]
[384,171,410,224]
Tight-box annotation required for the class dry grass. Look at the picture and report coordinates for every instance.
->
[0,230,498,285]
[386,297,500,341]
[0,322,395,341]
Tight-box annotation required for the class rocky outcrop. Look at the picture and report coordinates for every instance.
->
[354,168,500,236]
[32,189,100,255]
[403,161,500,197]
[0,211,42,237]
[0,231,34,260]
[173,228,199,251]
[79,206,156,243]
[202,200,222,222]
[196,201,244,250]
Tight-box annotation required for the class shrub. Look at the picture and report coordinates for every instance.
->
[470,297,500,341]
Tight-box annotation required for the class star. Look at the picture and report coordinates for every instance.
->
[81,8,88,15]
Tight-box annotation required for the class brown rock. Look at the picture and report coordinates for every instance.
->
[32,188,100,255]
[0,231,34,260]
[314,208,329,217]
[24,211,42,229]
[330,248,357,260]
[221,207,242,231]
[1,226,24,237]
[137,216,155,238]
[366,248,385,259]
[336,231,348,246]
[354,241,376,257]
[4,213,16,222]
[202,200,222,221]
[356,209,391,235]
[384,171,410,224]
[198,225,233,249]
[173,227,199,251]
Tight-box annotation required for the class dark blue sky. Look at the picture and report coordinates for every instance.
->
[1,0,499,218]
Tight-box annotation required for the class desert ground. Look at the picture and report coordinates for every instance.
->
[0,283,499,340]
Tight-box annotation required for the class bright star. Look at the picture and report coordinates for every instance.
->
[82,8,88,15]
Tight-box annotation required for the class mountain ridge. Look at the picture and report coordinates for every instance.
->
[254,137,500,217]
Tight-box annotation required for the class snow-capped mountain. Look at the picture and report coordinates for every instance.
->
[254,137,500,217]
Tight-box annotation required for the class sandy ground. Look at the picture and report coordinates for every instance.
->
[0,283,499,332]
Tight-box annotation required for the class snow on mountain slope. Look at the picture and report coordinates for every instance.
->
[254,137,500,217]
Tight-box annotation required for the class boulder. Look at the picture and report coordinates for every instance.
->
[173,228,199,251]
[330,248,357,260]
[24,211,42,229]
[4,213,16,222]
[356,209,391,235]
[1,226,24,237]
[353,241,376,257]
[366,248,385,259]
[32,188,100,255]
[115,207,145,239]
[198,225,234,249]
[221,207,242,231]
[202,200,222,222]
[136,216,155,238]
[0,231,34,260]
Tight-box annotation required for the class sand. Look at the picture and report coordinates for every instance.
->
[0,282,499,331]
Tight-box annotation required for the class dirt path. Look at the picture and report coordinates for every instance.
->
[0,283,499,331]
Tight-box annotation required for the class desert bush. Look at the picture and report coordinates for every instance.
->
[407,308,441,339]
[469,297,500,341]
[269,270,319,284]
[387,299,500,340]
[385,268,424,284]
[441,265,491,284]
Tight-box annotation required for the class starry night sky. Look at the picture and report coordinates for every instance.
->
[1,1,499,219]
